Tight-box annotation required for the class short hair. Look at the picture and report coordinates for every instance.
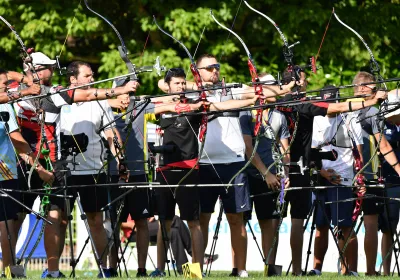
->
[164,68,186,84]
[282,65,304,85]
[353,71,375,92]
[66,61,91,85]
[196,54,217,66]
[0,69,6,75]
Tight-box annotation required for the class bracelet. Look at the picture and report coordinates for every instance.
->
[110,89,115,98]
[20,75,25,83]
[382,149,393,157]
[105,89,110,98]
[94,88,98,99]
[175,103,191,114]
[348,101,353,112]
[362,101,365,109]
[391,161,399,167]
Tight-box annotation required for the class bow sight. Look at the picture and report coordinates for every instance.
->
[113,56,166,89]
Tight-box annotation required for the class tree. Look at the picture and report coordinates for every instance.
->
[0,0,399,94]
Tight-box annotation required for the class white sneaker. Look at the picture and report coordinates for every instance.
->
[238,270,248,278]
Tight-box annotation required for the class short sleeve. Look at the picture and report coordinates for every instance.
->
[50,85,74,107]
[297,103,329,117]
[0,104,19,133]
[239,110,253,136]
[279,113,290,139]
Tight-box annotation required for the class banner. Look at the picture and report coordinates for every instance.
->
[0,214,46,259]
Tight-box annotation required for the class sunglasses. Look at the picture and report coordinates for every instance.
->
[35,65,55,72]
[198,64,220,71]
[364,85,377,92]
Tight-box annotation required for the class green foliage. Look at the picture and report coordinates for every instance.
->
[0,0,399,94]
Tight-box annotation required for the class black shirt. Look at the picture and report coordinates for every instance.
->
[279,102,329,180]
[159,114,202,166]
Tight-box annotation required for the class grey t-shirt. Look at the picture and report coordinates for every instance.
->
[356,107,385,180]
[240,109,290,177]
[110,101,155,176]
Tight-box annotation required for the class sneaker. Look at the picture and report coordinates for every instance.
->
[347,271,359,277]
[149,269,166,277]
[229,268,239,277]
[238,270,248,278]
[41,269,48,279]
[365,271,381,277]
[136,268,148,277]
[202,272,207,278]
[46,271,66,278]
[97,268,111,278]
[307,270,321,276]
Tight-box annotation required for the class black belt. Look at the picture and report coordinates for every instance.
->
[208,111,239,122]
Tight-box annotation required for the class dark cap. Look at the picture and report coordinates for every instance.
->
[320,85,339,102]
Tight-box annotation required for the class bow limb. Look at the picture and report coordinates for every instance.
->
[153,16,209,185]
[83,1,137,183]
[333,10,387,182]
[83,0,138,81]
[211,9,266,185]
[243,1,293,65]
[0,16,44,191]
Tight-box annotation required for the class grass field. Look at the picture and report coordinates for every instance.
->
[23,270,396,279]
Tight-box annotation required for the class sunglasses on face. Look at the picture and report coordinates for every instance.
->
[35,65,55,72]
[198,64,220,71]
[364,85,377,92]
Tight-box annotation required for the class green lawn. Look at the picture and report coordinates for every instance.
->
[24,270,396,279]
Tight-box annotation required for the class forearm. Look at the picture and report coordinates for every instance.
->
[157,79,169,93]
[357,144,364,164]
[105,128,123,160]
[380,143,400,175]
[245,145,269,175]
[10,132,44,168]
[74,87,126,102]
[327,99,377,115]
[209,99,254,111]
[262,85,292,98]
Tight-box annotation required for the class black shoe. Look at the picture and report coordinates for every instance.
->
[365,271,381,277]
[108,268,118,278]
[136,268,148,278]
[229,268,239,277]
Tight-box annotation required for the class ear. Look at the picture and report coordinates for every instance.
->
[69,75,77,84]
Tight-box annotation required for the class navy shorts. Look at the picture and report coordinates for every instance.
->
[313,182,353,227]
[0,179,20,221]
[199,162,251,214]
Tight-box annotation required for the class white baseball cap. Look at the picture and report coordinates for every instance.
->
[30,52,56,66]
[259,74,276,84]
